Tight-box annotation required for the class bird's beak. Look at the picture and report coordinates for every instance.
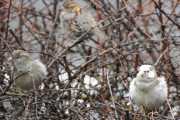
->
[140,71,145,77]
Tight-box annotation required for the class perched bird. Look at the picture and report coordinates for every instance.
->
[60,1,107,40]
[12,50,47,90]
[129,65,167,110]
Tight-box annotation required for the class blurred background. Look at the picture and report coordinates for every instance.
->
[0,0,179,119]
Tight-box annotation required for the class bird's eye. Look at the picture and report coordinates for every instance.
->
[15,56,20,59]
[145,71,149,73]
[65,6,70,9]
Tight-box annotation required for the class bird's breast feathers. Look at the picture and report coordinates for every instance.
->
[134,78,158,91]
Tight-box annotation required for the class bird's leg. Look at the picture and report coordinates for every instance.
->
[148,110,158,120]
[140,105,151,120]
[140,105,146,114]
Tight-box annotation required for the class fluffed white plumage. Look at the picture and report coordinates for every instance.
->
[129,65,167,110]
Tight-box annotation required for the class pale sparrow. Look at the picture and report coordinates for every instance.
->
[60,1,107,40]
[129,65,167,110]
[12,50,47,90]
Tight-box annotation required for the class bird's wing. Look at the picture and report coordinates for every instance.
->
[157,76,167,88]
[61,14,85,37]
[31,60,47,76]
[76,10,107,39]
[157,76,168,97]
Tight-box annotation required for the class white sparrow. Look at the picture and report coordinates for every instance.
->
[12,50,47,90]
[60,1,107,40]
[129,65,167,110]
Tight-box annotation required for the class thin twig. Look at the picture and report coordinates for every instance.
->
[107,71,118,119]
[9,29,25,50]
[153,47,168,67]
[5,0,12,40]
[167,99,175,120]
[152,0,180,29]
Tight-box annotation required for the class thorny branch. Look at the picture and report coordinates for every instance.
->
[0,0,179,119]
